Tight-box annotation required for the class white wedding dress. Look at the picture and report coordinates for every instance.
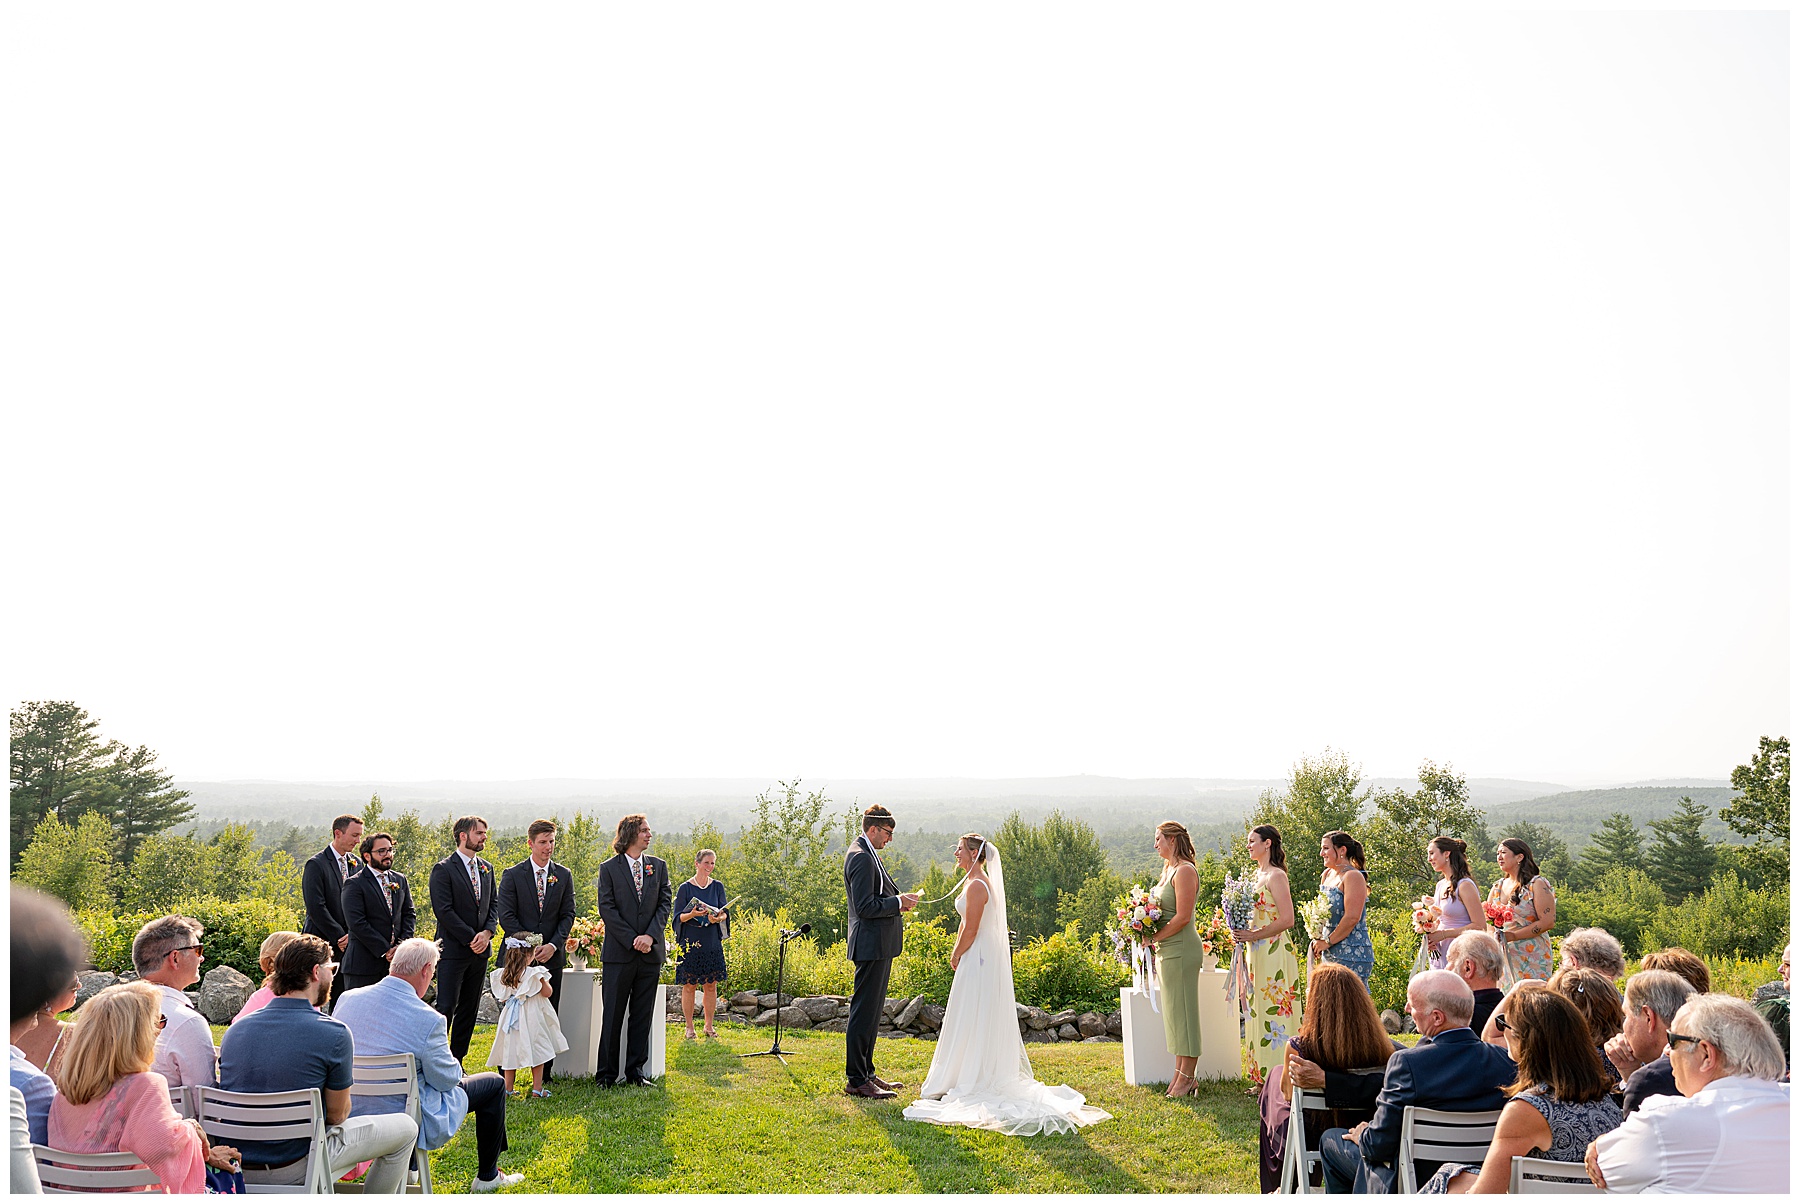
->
[902,847,1111,1136]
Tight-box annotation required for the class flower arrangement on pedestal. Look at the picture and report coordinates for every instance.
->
[566,915,605,970]
[1200,908,1235,967]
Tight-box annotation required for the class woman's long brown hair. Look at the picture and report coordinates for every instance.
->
[1294,962,1395,1071]
[1501,984,1613,1103]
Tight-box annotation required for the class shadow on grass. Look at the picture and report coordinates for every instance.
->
[866,1107,997,1193]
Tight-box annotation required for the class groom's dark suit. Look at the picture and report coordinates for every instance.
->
[595,852,672,1085]
[844,833,904,1091]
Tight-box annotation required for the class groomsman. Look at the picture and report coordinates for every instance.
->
[497,819,576,1014]
[429,815,498,1062]
[301,813,363,1009]
[340,831,416,991]
[594,813,670,1087]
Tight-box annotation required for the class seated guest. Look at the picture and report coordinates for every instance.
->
[1558,927,1625,981]
[1640,946,1710,994]
[11,887,87,1174]
[1548,966,1626,1086]
[1444,932,1507,1036]
[1602,969,1696,1115]
[1751,944,1788,1069]
[219,935,418,1192]
[1586,993,1789,1193]
[13,974,77,1080]
[1317,970,1516,1193]
[1262,963,1402,1191]
[1422,985,1623,1192]
[232,931,301,1024]
[333,938,523,1192]
[48,982,240,1193]
[134,915,217,1090]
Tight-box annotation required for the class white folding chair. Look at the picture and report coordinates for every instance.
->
[337,1053,432,1194]
[1509,1154,1601,1194]
[1396,1105,1504,1193]
[192,1085,330,1194]
[1279,1087,1334,1193]
[32,1146,165,1193]
[169,1083,193,1118]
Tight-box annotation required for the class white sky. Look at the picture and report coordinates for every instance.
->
[2,7,1788,786]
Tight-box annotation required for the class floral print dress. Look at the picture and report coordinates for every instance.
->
[1490,875,1553,982]
[1246,883,1301,1082]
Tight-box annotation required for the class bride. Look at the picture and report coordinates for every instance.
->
[902,834,1112,1136]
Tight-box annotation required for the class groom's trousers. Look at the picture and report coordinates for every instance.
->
[846,957,893,1086]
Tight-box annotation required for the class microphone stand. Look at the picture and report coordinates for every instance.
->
[741,928,803,1066]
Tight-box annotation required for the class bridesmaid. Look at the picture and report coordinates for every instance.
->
[1309,831,1374,987]
[1425,837,1484,970]
[1490,838,1556,982]
[1229,824,1300,1086]
[1150,821,1204,1098]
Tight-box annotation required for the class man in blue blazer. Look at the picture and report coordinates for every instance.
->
[1319,969,1516,1193]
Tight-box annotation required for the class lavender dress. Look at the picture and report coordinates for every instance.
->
[1428,877,1477,971]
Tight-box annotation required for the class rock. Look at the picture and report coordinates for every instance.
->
[1015,1002,1032,1022]
[1077,1012,1106,1038]
[757,992,795,1009]
[1105,1011,1123,1037]
[1047,1009,1079,1028]
[1023,1029,1057,1043]
[477,987,499,1024]
[73,971,119,1010]
[895,994,926,1029]
[1380,1009,1404,1035]
[919,1004,946,1030]
[754,1006,809,1029]
[837,1003,852,1018]
[811,1017,850,1033]
[877,1030,908,1039]
[194,965,256,1024]
[730,990,762,1008]
[1023,1006,1052,1031]
[797,996,840,1023]
[752,1009,777,1026]
[1082,1034,1119,1043]
[1057,1023,1081,1041]
[730,1000,760,1014]
[1404,1016,1419,1035]
[883,997,906,1018]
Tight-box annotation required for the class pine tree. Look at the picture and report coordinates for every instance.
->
[1575,812,1644,889]
[89,743,194,862]
[1498,820,1576,888]
[1646,796,1718,903]
[9,702,108,859]
[1723,736,1790,887]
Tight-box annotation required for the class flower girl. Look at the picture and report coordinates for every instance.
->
[488,935,569,1097]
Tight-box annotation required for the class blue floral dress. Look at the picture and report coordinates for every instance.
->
[1421,1087,1623,1192]
[673,879,729,985]
[1323,873,1374,986]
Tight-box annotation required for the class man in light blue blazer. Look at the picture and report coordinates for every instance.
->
[333,938,523,1193]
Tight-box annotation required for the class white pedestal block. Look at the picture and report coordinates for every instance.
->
[552,969,667,1080]
[1120,970,1241,1085]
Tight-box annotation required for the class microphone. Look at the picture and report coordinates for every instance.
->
[779,923,812,939]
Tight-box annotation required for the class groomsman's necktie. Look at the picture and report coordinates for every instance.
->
[632,857,644,895]
[379,871,394,912]
[337,852,347,884]
[535,867,546,909]
[468,859,480,899]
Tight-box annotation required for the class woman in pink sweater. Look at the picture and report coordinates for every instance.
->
[49,982,238,1193]
[232,930,301,1024]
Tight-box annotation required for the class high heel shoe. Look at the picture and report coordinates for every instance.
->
[1164,1071,1197,1098]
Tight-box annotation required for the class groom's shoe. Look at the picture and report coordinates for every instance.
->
[870,1075,906,1090]
[844,1080,896,1100]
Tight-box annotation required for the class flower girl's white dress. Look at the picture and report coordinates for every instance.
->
[486,965,570,1070]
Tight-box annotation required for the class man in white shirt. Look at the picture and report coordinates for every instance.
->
[1586,992,1789,1193]
[134,914,217,1089]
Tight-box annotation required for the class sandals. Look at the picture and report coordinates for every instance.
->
[529,1087,552,1099]
[1164,1071,1197,1098]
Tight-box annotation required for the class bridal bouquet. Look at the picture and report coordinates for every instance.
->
[1220,872,1259,1018]
[1482,900,1515,930]
[1297,893,1332,980]
[1114,884,1164,1007]
[1410,894,1444,975]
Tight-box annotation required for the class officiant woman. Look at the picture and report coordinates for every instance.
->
[674,850,729,1040]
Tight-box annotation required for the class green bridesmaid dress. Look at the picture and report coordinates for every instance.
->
[1153,867,1204,1059]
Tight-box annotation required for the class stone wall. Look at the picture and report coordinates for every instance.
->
[673,987,1122,1044]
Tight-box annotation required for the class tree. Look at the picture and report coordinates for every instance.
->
[912,862,963,931]
[1055,867,1129,942]
[1363,760,1483,903]
[1723,736,1789,887]
[1248,748,1370,892]
[1497,820,1576,890]
[251,849,305,914]
[659,820,733,911]
[85,743,193,863]
[10,702,108,859]
[15,810,115,909]
[557,811,609,913]
[1574,812,1645,891]
[207,824,265,902]
[733,781,848,944]
[1557,866,1666,957]
[1646,796,1718,903]
[991,810,1109,941]
[121,831,205,912]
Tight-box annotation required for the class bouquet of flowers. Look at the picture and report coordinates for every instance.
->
[1297,893,1332,979]
[1410,894,1444,975]
[1221,872,1259,1017]
[1113,883,1164,1006]
[566,915,605,962]
[1482,900,1515,930]
[1200,907,1235,960]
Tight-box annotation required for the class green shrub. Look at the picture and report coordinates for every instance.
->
[1009,923,1127,1012]
[1554,868,1667,958]
[75,896,301,981]
[707,909,854,997]
[1643,872,1788,960]
[890,919,956,1005]
[1366,908,1418,1015]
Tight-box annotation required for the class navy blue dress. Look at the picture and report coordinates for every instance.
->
[673,879,729,986]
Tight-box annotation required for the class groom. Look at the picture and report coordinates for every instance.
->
[844,805,920,1100]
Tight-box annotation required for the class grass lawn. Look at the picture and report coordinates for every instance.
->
[217,1022,1263,1192]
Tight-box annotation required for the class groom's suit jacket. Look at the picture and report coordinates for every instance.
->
[844,835,903,963]
[595,854,672,964]
[341,866,416,979]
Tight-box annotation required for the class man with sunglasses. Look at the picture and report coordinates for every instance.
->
[1586,993,1789,1193]
[134,914,217,1090]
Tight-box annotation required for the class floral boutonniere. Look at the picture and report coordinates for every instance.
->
[644,864,655,877]
[384,876,402,895]
[546,874,559,888]
[346,853,361,869]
